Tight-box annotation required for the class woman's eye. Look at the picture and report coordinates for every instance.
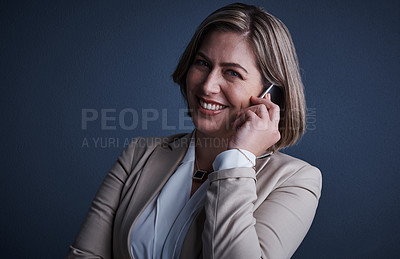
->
[227,70,243,79]
[195,59,210,68]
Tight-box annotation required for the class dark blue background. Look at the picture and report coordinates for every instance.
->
[1,0,399,258]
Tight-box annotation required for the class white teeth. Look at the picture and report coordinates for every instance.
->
[199,100,226,111]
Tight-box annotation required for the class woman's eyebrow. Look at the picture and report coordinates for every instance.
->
[220,62,248,74]
[197,51,248,74]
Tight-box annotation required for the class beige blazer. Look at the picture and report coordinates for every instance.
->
[67,133,322,259]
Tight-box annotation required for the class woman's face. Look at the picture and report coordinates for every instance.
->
[186,30,263,139]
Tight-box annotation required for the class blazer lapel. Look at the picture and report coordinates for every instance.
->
[255,151,273,176]
[119,133,192,259]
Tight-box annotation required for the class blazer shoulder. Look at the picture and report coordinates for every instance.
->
[120,133,191,172]
[256,151,322,199]
[273,152,322,196]
[268,151,321,175]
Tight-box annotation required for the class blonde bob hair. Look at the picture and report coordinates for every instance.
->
[172,3,306,151]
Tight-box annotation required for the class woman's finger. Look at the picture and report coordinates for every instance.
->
[233,108,262,129]
[232,111,247,129]
[250,95,278,109]
[253,103,269,118]
[237,103,268,117]
[250,96,280,122]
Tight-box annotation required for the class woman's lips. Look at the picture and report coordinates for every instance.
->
[199,99,226,111]
[197,97,227,114]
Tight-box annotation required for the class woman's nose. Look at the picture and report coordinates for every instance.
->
[201,70,221,95]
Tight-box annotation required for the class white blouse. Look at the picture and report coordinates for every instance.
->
[129,136,255,259]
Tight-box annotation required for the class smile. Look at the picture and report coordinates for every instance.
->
[199,99,226,111]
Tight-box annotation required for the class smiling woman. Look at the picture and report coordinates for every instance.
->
[67,3,321,259]
[186,31,264,142]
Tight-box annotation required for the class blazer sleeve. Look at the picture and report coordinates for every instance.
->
[202,164,322,259]
[67,138,141,259]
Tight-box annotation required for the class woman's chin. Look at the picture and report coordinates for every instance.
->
[194,124,234,139]
[191,112,235,138]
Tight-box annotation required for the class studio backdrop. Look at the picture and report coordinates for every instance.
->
[1,0,399,258]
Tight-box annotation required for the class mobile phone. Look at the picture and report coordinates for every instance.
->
[259,84,274,98]
[259,84,284,107]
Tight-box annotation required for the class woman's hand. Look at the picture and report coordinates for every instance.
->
[228,94,281,156]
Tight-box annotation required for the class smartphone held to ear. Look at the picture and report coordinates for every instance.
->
[259,84,274,98]
[259,84,283,106]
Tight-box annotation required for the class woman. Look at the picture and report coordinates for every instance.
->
[67,3,322,259]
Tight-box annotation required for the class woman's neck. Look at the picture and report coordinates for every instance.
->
[194,130,229,171]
